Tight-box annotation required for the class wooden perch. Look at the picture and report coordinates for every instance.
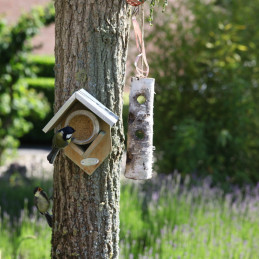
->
[83,131,106,158]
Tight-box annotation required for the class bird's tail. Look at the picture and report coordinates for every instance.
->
[45,212,53,228]
[47,148,59,164]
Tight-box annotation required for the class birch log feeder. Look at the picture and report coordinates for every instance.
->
[125,77,155,180]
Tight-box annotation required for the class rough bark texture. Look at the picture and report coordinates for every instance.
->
[52,1,130,258]
[125,77,155,180]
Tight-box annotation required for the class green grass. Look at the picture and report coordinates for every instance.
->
[1,175,259,258]
[120,176,259,259]
[0,206,51,259]
[0,177,52,220]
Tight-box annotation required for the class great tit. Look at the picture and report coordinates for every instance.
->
[33,186,52,228]
[47,126,75,164]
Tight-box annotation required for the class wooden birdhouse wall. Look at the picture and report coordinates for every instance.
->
[64,121,111,175]
[58,102,111,175]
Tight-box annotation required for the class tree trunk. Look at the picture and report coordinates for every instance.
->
[52,1,130,258]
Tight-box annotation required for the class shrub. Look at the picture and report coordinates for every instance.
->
[29,55,55,77]
[20,77,54,144]
[0,3,55,163]
[148,0,259,184]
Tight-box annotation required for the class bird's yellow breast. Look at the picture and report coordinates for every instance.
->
[53,132,69,148]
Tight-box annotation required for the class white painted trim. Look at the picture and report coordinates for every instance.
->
[76,89,119,126]
[76,90,118,126]
[42,94,76,133]
[42,89,119,133]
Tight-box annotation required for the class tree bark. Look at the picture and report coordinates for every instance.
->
[52,1,130,258]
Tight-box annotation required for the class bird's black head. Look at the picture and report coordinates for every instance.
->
[58,126,75,141]
[33,186,43,194]
[58,126,75,134]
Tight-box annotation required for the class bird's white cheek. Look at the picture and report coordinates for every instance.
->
[66,134,72,139]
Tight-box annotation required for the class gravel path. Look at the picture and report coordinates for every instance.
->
[0,147,53,179]
[0,147,127,180]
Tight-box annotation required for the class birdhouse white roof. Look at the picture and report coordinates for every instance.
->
[43,88,119,133]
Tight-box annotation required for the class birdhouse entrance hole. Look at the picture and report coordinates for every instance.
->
[135,129,145,140]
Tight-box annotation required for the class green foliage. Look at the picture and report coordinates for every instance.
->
[148,0,259,184]
[28,55,55,77]
[21,55,55,145]
[18,77,55,145]
[121,175,259,258]
[0,4,55,163]
[26,77,55,93]
[148,0,168,24]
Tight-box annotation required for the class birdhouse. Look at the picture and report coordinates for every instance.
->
[42,89,118,175]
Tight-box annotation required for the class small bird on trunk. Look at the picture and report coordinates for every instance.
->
[33,186,52,228]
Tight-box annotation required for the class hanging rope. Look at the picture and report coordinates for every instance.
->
[132,7,149,78]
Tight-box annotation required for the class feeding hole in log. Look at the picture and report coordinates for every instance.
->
[136,94,146,105]
[135,129,145,140]
[126,152,133,164]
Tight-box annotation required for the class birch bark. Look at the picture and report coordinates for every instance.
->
[125,77,155,180]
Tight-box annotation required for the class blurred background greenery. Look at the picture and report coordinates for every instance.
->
[1,0,259,258]
[0,3,54,162]
[149,0,259,185]
[147,0,259,184]
[1,0,259,185]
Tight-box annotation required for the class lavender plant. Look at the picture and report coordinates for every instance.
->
[1,175,259,258]
[120,174,259,258]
